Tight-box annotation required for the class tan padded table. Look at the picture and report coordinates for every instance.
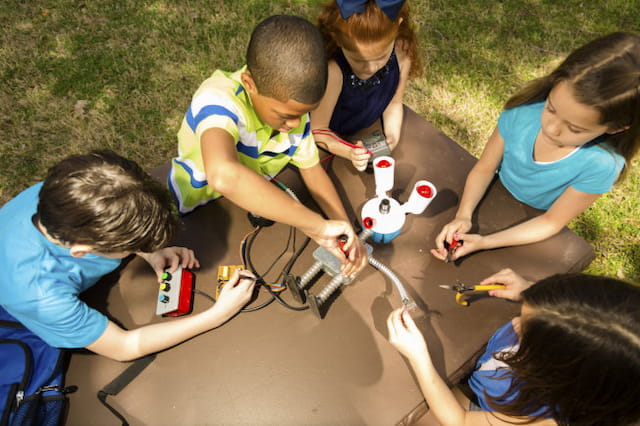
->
[65,106,594,425]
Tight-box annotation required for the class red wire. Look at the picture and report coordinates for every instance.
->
[312,129,373,156]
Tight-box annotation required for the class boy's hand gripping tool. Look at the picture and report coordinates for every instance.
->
[439,280,505,306]
[337,234,349,258]
[443,238,463,263]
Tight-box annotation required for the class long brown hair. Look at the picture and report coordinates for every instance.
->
[505,32,640,178]
[489,273,640,425]
[317,0,423,77]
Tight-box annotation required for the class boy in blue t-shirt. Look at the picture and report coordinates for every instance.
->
[0,150,256,361]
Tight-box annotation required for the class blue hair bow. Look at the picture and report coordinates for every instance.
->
[336,0,405,21]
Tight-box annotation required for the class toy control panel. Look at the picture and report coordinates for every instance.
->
[156,266,195,317]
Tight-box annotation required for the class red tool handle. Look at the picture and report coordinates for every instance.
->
[312,129,373,156]
[444,238,463,250]
[338,234,348,252]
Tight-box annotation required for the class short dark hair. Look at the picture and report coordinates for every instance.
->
[490,273,640,425]
[246,15,327,104]
[38,150,179,253]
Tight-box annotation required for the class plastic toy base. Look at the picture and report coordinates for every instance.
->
[369,230,401,244]
[360,196,405,241]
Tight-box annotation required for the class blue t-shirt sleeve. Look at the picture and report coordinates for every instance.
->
[0,182,113,349]
[3,253,110,349]
[570,145,624,194]
[497,107,517,143]
[5,287,108,349]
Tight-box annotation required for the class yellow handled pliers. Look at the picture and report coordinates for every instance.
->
[439,280,506,306]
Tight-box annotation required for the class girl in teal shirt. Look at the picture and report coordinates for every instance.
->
[431,32,640,261]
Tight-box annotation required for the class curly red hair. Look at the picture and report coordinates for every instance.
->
[317,0,423,77]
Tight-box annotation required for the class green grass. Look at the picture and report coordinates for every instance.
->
[1,0,638,281]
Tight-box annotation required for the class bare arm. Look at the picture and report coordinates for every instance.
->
[299,163,349,222]
[455,128,505,224]
[431,127,503,259]
[491,187,599,248]
[201,127,326,233]
[299,164,367,275]
[311,61,372,171]
[483,187,599,249]
[449,186,601,260]
[86,271,256,361]
[201,127,357,266]
[387,309,556,426]
[311,61,351,158]
[381,40,412,151]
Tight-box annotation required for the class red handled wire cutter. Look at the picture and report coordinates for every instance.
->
[443,238,463,263]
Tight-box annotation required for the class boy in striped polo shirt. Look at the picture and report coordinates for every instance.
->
[169,15,366,275]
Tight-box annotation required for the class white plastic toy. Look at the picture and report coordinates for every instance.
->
[361,156,437,243]
[289,155,438,318]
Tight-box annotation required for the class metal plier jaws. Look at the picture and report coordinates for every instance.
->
[439,280,506,306]
[444,239,463,263]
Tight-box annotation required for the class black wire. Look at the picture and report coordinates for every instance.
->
[244,224,312,311]
[241,226,261,267]
[194,225,298,313]
[198,226,314,313]
[260,225,294,277]
[241,225,277,312]
[193,288,215,303]
[240,294,276,312]
[282,235,311,275]
[270,233,312,311]
[271,289,309,311]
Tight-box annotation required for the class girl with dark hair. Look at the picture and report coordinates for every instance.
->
[387,270,640,425]
[312,0,422,171]
[431,32,640,262]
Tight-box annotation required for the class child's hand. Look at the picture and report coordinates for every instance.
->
[139,247,200,282]
[385,135,398,152]
[341,237,368,277]
[431,233,484,262]
[430,218,472,261]
[387,308,428,360]
[480,268,532,301]
[213,269,256,317]
[305,219,355,263]
[350,141,371,172]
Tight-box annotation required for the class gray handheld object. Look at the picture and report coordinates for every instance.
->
[362,130,391,161]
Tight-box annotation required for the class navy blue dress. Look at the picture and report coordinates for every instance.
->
[329,48,400,136]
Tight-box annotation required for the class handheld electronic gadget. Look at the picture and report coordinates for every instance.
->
[361,130,391,161]
[155,266,195,317]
